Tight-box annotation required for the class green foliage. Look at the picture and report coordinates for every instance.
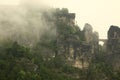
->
[0,41,80,80]
[7,42,30,57]
[86,52,120,80]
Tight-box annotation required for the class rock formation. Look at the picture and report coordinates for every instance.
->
[83,23,99,54]
[106,25,120,70]
[107,25,120,53]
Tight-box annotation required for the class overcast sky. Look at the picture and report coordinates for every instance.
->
[0,0,120,39]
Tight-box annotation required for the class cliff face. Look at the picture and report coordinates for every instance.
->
[83,23,99,54]
[53,9,100,68]
[107,25,120,53]
[55,8,80,58]
[106,25,120,70]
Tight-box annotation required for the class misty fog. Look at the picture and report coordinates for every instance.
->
[0,0,56,46]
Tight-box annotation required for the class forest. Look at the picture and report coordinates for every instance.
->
[0,7,120,80]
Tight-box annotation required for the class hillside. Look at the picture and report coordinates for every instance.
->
[0,7,119,80]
